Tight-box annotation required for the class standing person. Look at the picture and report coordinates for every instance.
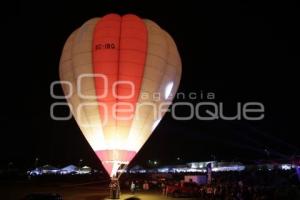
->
[207,163,212,185]
[206,185,213,199]
[109,179,120,199]
[146,181,149,190]
[143,181,149,191]
[161,182,166,195]
[130,181,136,194]
[165,183,171,197]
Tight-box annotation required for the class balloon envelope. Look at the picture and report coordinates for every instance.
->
[59,14,181,177]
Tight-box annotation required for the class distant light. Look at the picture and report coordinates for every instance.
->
[212,166,245,172]
[164,82,174,99]
[117,169,127,173]
[281,164,292,170]
[158,168,169,173]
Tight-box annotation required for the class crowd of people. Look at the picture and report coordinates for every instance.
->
[122,169,300,199]
[171,181,300,200]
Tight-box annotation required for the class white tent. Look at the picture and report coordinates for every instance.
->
[60,165,79,174]
[78,166,92,174]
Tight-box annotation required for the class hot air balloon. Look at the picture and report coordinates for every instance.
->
[59,13,181,197]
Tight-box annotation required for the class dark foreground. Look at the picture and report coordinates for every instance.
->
[2,180,300,200]
[1,181,197,200]
[2,169,300,200]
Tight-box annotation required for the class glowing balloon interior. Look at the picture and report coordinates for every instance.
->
[59,14,182,178]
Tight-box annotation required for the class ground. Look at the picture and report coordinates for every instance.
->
[1,181,199,200]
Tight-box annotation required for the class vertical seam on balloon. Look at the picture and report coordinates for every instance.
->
[93,16,121,150]
[123,17,148,153]
[134,24,171,148]
[84,19,104,149]
[60,32,80,123]
[126,20,152,150]
[88,18,106,150]
[115,16,123,148]
[70,29,94,148]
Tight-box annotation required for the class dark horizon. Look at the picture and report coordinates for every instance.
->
[1,1,299,170]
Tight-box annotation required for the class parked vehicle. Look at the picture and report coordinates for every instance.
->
[167,182,199,197]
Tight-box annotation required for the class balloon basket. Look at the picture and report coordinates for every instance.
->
[108,179,120,199]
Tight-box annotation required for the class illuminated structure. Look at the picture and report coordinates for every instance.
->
[59,13,181,182]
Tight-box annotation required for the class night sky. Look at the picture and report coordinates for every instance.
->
[1,1,299,169]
